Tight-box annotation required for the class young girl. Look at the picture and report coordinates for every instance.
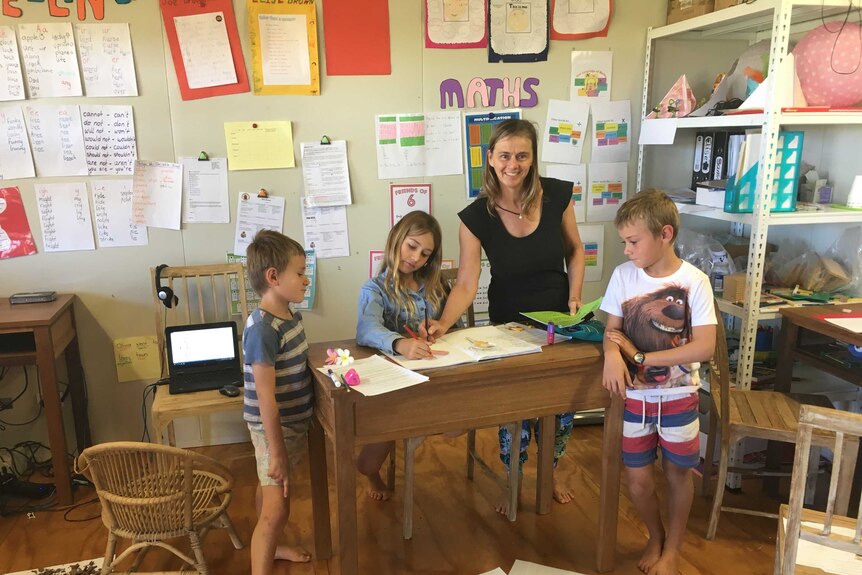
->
[355,211,447,500]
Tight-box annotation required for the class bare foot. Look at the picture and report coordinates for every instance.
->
[638,536,665,574]
[365,472,391,501]
[552,476,574,504]
[647,552,679,575]
[274,544,311,563]
[494,499,513,516]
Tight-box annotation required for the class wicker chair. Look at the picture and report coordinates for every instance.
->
[77,441,242,574]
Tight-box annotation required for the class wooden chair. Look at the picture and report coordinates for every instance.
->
[702,300,859,539]
[775,405,862,575]
[76,441,242,574]
[396,269,519,539]
[149,264,250,445]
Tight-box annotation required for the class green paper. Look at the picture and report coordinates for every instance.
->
[520,296,603,327]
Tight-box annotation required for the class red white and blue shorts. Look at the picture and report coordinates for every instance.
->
[622,392,700,469]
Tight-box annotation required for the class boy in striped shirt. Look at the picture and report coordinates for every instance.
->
[242,230,313,575]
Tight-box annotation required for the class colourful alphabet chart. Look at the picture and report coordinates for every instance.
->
[587,161,627,222]
[464,109,521,198]
[590,99,631,163]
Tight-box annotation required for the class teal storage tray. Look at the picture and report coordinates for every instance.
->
[724,131,804,213]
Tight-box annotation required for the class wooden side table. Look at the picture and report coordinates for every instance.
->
[151,386,243,446]
[0,294,91,505]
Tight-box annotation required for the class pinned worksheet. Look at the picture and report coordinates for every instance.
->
[578,224,605,282]
[75,23,138,97]
[570,50,612,102]
[18,23,83,98]
[294,249,317,311]
[224,121,295,170]
[587,162,627,222]
[300,140,352,207]
[376,112,462,179]
[541,99,589,165]
[390,184,431,227]
[35,182,96,252]
[0,107,35,180]
[425,0,487,48]
[488,0,549,62]
[131,160,183,230]
[545,163,586,222]
[172,11,237,90]
[590,99,631,163]
[24,105,88,177]
[91,179,148,248]
[302,204,349,259]
[81,105,137,175]
[113,336,161,382]
[234,193,285,256]
[0,26,25,101]
[180,156,229,223]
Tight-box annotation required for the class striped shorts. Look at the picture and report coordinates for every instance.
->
[622,392,699,469]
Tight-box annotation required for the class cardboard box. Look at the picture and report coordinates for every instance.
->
[721,272,747,303]
[696,181,726,208]
[715,0,745,10]
[667,0,715,25]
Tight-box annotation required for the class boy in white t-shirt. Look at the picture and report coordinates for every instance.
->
[600,190,717,575]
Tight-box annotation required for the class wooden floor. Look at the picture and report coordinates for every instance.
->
[0,425,785,574]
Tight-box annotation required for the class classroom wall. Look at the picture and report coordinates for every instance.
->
[0,0,670,446]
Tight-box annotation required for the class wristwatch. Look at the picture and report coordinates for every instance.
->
[633,351,646,366]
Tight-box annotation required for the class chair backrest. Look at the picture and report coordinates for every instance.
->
[440,268,475,327]
[77,441,233,538]
[151,263,249,377]
[708,299,731,444]
[781,405,862,573]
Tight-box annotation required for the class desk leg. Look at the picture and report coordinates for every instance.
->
[836,436,860,516]
[333,396,358,575]
[597,394,623,573]
[536,415,555,515]
[775,317,798,394]
[309,414,333,560]
[34,327,73,506]
[65,336,91,450]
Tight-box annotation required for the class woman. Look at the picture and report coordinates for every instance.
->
[427,119,585,514]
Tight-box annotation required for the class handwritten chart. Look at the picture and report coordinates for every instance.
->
[0,26,25,101]
[35,183,95,252]
[75,23,138,97]
[81,105,137,175]
[18,23,82,98]
[91,179,147,248]
[25,105,88,177]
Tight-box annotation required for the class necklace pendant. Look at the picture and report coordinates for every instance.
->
[518,214,522,219]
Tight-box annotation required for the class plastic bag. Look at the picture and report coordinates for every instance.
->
[825,226,862,296]
[775,250,850,293]
[676,228,737,278]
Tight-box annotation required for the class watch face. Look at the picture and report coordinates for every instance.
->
[634,352,645,365]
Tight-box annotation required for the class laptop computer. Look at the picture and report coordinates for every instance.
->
[165,322,242,395]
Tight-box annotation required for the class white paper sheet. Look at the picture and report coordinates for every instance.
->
[541,99,589,164]
[131,160,183,230]
[0,26,25,101]
[489,0,548,56]
[639,118,678,145]
[578,223,604,282]
[570,50,611,102]
[173,12,237,90]
[18,23,82,98]
[180,157,229,223]
[390,184,431,226]
[303,204,349,259]
[81,105,137,175]
[784,518,862,575]
[376,112,463,179]
[509,559,585,575]
[35,182,95,252]
[25,105,88,177]
[317,355,429,397]
[477,569,507,575]
[0,107,35,180]
[259,13,311,86]
[6,558,104,575]
[234,194,285,256]
[91,179,147,248]
[590,99,631,163]
[824,317,862,333]
[300,140,352,207]
[545,163,586,222]
[587,162,627,222]
[474,259,491,313]
[75,22,138,97]
[426,0,486,46]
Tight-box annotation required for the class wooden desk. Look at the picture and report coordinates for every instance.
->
[775,303,862,509]
[151,386,243,446]
[306,340,623,575]
[0,294,91,505]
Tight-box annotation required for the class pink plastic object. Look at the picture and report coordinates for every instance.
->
[794,23,862,107]
[646,74,696,119]
[343,368,361,387]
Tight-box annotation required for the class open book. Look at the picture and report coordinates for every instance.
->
[385,325,542,371]
[520,296,603,328]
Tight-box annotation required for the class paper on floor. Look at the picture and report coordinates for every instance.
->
[508,559,586,575]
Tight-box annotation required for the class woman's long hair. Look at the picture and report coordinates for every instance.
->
[379,211,446,319]
[481,119,543,217]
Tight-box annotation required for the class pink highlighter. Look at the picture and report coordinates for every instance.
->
[343,368,361,386]
[547,322,555,345]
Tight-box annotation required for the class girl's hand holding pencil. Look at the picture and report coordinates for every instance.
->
[400,324,449,359]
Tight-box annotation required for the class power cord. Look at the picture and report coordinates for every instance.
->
[140,379,169,443]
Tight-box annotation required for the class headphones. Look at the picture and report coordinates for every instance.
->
[154,264,178,309]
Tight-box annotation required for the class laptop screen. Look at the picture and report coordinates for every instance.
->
[166,322,238,368]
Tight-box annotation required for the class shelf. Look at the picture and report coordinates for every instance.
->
[779,111,862,126]
[651,0,854,41]
[673,115,764,129]
[716,299,782,321]
[646,111,862,131]
[676,203,862,225]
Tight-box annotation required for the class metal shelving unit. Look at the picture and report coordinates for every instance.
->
[637,0,862,390]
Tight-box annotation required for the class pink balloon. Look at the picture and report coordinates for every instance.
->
[794,23,862,107]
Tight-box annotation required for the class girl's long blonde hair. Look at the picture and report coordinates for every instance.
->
[481,119,543,217]
[379,211,446,320]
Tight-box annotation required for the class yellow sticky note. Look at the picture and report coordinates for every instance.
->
[224,121,295,170]
[114,336,161,383]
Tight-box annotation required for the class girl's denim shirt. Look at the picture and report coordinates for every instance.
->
[356,273,438,353]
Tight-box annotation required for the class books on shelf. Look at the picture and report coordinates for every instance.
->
[385,324,543,371]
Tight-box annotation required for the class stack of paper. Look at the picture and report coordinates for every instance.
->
[316,355,428,397]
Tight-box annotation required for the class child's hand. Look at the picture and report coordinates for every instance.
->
[394,337,433,360]
[268,453,290,497]
[602,352,631,398]
[605,328,637,361]
[424,319,449,340]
